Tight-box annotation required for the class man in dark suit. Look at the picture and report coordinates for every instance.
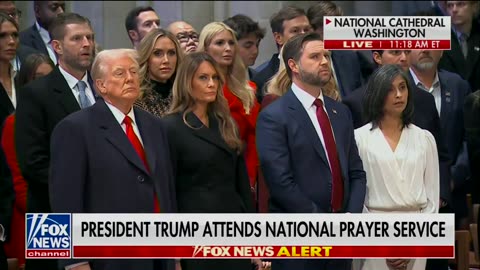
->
[306,1,367,97]
[49,48,175,270]
[257,33,366,270]
[253,6,312,102]
[15,13,95,270]
[439,1,480,92]
[410,49,471,227]
[19,1,65,64]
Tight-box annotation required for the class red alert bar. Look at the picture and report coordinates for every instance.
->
[324,40,450,50]
[73,245,454,259]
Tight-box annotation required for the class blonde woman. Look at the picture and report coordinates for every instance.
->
[134,28,184,117]
[162,52,255,270]
[197,22,260,197]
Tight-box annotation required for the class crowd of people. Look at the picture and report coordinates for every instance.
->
[0,1,479,270]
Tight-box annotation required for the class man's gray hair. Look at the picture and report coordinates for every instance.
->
[91,49,139,81]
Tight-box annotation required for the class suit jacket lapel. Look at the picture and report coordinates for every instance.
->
[449,31,468,76]
[285,90,329,167]
[95,100,150,175]
[270,54,280,75]
[438,71,451,129]
[186,112,234,155]
[466,30,480,79]
[134,108,157,174]
[31,24,49,55]
[51,67,81,114]
[0,82,14,111]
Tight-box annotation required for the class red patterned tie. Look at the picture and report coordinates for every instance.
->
[123,116,161,213]
[313,99,343,212]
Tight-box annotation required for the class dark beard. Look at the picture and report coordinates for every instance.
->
[299,68,329,87]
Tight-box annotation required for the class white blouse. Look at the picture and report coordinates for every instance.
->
[354,123,439,213]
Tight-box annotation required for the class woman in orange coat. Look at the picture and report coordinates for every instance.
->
[1,54,54,268]
[198,22,260,197]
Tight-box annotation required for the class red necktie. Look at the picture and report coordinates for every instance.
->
[313,99,343,212]
[123,116,161,213]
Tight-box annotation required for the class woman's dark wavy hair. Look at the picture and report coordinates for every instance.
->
[362,64,414,130]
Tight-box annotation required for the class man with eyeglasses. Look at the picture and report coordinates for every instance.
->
[167,21,198,54]
[19,1,65,65]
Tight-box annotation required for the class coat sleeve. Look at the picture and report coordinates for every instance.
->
[15,84,50,185]
[451,80,471,188]
[344,108,367,213]
[160,119,177,214]
[236,155,255,213]
[426,94,452,205]
[256,109,320,213]
[422,130,440,214]
[49,117,90,268]
[49,117,87,214]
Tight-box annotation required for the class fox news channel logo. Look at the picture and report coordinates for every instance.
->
[26,213,71,258]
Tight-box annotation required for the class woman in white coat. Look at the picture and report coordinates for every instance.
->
[354,64,439,270]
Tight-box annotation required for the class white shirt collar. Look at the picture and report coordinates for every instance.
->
[105,101,137,127]
[291,82,325,110]
[7,63,16,79]
[58,65,89,90]
[7,64,17,107]
[409,68,440,89]
[10,56,20,72]
[35,21,51,45]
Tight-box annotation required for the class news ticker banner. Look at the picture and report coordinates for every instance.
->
[26,213,454,259]
[323,16,451,50]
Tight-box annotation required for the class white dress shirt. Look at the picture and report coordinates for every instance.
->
[3,65,17,108]
[58,66,96,107]
[291,82,334,170]
[409,68,442,116]
[105,102,144,146]
[35,21,57,64]
[0,225,4,242]
[10,56,20,72]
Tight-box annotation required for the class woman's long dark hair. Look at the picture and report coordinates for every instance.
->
[362,64,414,130]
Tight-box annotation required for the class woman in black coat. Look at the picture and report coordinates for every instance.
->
[162,52,256,270]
